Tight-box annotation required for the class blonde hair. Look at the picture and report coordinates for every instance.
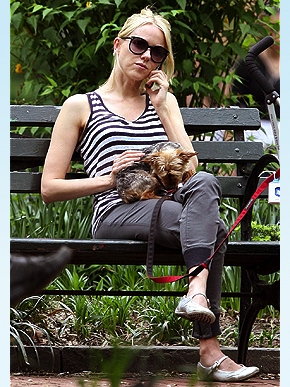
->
[105,8,174,92]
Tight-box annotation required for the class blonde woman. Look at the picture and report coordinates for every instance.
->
[41,8,259,382]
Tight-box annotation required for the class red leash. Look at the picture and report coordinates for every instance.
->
[146,168,280,283]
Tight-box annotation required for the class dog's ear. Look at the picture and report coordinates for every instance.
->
[177,149,198,162]
[141,152,160,164]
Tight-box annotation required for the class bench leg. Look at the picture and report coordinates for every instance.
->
[239,267,252,333]
[237,274,280,365]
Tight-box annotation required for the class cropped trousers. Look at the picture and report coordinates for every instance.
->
[94,171,228,339]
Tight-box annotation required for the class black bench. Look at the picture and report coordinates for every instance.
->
[10,104,280,365]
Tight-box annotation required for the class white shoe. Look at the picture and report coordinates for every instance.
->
[175,292,216,324]
[197,355,259,382]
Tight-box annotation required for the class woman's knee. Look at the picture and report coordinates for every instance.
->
[193,171,220,186]
[185,171,222,199]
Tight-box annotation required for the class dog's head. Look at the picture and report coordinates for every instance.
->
[143,148,197,189]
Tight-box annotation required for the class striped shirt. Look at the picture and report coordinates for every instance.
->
[76,91,168,236]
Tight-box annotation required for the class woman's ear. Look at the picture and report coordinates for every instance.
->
[113,37,121,55]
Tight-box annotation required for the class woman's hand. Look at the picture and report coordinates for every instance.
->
[146,75,199,171]
[109,150,145,186]
[145,69,169,111]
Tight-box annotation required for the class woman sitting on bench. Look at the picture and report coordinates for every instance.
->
[41,7,259,382]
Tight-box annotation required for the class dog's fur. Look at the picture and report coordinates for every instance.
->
[116,142,198,203]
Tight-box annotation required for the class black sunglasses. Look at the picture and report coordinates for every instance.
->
[121,36,169,63]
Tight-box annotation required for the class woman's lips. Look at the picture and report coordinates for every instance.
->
[136,62,148,70]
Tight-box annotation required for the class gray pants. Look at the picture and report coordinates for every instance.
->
[94,171,228,339]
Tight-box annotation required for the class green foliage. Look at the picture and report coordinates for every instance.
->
[10,296,55,367]
[251,221,280,241]
[11,0,279,106]
[257,320,280,348]
[222,265,241,311]
[10,193,92,239]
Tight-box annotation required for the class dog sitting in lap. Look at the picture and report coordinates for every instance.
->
[116,142,198,203]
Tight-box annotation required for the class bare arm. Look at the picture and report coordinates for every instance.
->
[41,94,144,204]
[145,71,198,170]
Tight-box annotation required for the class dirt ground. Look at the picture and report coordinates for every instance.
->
[33,310,280,349]
[10,373,280,387]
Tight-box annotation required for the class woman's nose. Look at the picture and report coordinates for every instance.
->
[140,48,151,61]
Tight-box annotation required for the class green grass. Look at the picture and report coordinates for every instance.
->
[11,193,92,239]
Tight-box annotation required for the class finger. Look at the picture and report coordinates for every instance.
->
[146,74,169,90]
[117,150,145,157]
[114,151,143,163]
[149,70,168,80]
[113,151,145,170]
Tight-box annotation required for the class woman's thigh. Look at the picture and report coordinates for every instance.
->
[94,199,182,249]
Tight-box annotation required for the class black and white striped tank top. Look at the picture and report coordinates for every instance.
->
[76,91,168,235]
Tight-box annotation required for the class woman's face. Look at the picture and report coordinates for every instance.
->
[114,24,167,82]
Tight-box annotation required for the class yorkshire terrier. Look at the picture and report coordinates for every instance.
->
[116,142,198,203]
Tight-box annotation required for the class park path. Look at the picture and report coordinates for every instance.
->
[10,373,280,387]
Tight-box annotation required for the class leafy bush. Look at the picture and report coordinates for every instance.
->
[251,221,280,241]
[11,0,279,107]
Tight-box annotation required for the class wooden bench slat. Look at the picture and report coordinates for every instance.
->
[10,137,264,173]
[10,105,62,127]
[180,107,261,135]
[10,138,264,169]
[10,105,261,133]
[10,238,279,270]
[10,171,269,198]
[193,141,264,162]
[10,138,50,158]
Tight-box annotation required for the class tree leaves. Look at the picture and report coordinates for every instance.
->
[10,0,280,107]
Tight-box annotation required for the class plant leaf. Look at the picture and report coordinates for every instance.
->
[114,0,123,8]
[77,18,91,34]
[42,8,54,19]
[230,43,246,60]
[177,0,187,10]
[211,42,225,59]
[239,23,251,39]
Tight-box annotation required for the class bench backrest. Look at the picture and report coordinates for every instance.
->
[10,105,265,198]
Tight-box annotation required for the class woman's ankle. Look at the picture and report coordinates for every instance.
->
[199,337,222,361]
[199,338,242,370]
[187,267,208,301]
[199,348,223,367]
[186,292,208,308]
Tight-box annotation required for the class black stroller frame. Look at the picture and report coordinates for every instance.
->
[235,36,280,364]
[245,35,280,158]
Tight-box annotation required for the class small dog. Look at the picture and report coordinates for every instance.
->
[116,142,198,203]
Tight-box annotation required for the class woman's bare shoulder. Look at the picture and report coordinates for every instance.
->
[58,94,91,125]
[62,93,89,110]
